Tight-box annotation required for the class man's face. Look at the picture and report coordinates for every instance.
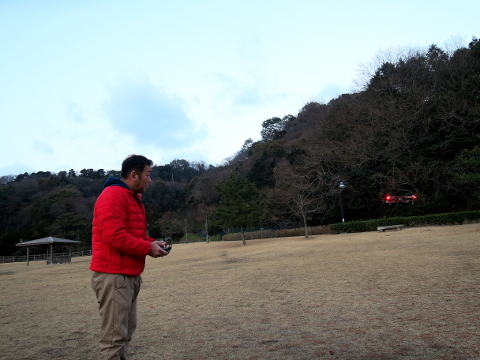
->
[132,165,152,193]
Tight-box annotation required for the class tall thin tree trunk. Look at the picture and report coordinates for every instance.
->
[302,211,309,238]
[241,225,246,245]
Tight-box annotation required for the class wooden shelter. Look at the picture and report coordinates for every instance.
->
[15,237,82,266]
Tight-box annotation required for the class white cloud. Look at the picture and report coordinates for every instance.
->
[65,101,85,123]
[33,141,55,154]
[103,75,207,151]
[0,163,34,177]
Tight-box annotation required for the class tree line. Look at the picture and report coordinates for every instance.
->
[1,36,479,254]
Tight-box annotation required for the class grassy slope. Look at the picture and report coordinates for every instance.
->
[0,224,479,359]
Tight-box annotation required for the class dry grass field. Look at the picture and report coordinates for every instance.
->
[0,224,479,360]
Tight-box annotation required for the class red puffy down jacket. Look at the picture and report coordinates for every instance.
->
[90,180,155,276]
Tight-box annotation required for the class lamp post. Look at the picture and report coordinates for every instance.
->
[339,181,345,223]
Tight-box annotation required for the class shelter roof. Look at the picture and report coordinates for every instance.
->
[15,237,82,247]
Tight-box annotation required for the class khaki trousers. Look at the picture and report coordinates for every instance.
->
[91,272,142,360]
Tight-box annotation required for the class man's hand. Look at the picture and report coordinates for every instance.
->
[149,241,169,258]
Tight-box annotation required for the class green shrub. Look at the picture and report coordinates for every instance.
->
[330,211,480,234]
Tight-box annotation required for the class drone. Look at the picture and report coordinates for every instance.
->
[383,193,417,205]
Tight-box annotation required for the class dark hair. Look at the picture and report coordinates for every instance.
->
[121,155,153,179]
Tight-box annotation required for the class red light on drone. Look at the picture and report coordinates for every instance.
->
[383,193,417,204]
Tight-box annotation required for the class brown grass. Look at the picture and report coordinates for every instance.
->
[1,224,479,360]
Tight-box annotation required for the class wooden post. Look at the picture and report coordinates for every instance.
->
[50,243,53,265]
[69,247,72,263]
[205,215,209,243]
[185,219,188,243]
[26,246,30,266]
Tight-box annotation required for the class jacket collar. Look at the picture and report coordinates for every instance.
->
[102,177,130,190]
[103,177,143,201]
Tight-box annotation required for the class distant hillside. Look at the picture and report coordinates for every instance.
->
[1,36,479,256]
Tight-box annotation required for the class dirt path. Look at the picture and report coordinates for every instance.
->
[1,224,479,359]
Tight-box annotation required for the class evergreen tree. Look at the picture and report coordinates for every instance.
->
[213,171,263,245]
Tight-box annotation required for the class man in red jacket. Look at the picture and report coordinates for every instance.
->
[90,155,168,360]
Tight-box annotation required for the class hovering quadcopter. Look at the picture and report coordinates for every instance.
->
[383,193,417,204]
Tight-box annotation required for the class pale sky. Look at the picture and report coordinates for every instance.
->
[0,0,478,177]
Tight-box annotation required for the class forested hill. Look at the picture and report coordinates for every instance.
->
[1,37,479,255]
